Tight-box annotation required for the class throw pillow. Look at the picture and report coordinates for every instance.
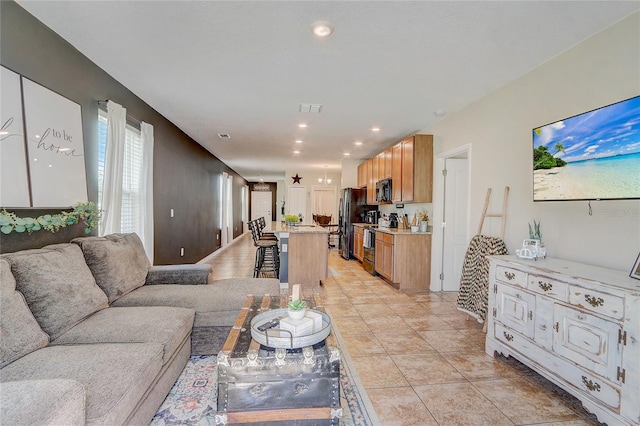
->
[72,233,151,303]
[2,244,108,340]
[0,259,49,368]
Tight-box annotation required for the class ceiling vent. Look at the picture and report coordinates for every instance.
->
[217,133,231,139]
[299,104,322,113]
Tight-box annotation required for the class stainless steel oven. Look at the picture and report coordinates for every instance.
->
[362,228,376,275]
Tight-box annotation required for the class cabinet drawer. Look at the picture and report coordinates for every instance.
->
[552,304,622,382]
[569,287,624,320]
[496,283,536,339]
[494,323,621,410]
[495,266,527,288]
[527,275,569,301]
[383,233,393,244]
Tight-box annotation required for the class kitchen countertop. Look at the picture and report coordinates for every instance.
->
[274,223,329,234]
[377,227,431,235]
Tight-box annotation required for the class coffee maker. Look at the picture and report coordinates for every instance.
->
[365,210,379,224]
[388,213,399,228]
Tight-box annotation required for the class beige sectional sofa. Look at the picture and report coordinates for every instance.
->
[0,233,279,425]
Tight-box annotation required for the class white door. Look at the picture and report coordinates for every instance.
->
[441,157,470,291]
[287,186,307,221]
[251,191,272,230]
[312,186,337,220]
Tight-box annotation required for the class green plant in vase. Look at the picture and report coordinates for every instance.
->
[287,299,307,320]
[284,214,299,226]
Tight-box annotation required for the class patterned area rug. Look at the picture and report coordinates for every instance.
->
[151,328,377,425]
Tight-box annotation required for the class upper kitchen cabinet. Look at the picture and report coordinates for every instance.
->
[395,134,433,203]
[392,143,402,202]
[357,160,367,188]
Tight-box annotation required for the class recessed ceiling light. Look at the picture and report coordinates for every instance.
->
[298,123,307,128]
[293,150,300,154]
[295,140,303,144]
[311,21,333,38]
[371,127,380,132]
[354,141,362,146]
[343,152,350,156]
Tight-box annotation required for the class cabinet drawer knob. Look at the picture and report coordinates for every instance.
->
[585,294,604,307]
[504,271,515,280]
[554,322,559,332]
[582,376,601,392]
[538,281,552,292]
[503,331,514,341]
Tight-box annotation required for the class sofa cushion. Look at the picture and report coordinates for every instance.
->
[1,244,108,340]
[52,306,194,364]
[0,343,163,426]
[0,379,85,426]
[72,233,151,303]
[0,259,50,368]
[112,278,281,327]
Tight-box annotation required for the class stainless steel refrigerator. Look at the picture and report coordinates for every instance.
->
[339,188,377,259]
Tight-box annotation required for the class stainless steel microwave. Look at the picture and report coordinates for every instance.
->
[375,178,392,203]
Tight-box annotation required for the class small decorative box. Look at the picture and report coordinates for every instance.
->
[279,316,314,337]
[305,310,324,332]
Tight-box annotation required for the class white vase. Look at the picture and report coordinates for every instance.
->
[288,309,306,320]
[419,221,428,232]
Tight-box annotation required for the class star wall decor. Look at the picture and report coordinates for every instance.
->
[291,173,302,184]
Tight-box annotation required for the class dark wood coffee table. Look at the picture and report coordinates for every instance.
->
[215,294,341,425]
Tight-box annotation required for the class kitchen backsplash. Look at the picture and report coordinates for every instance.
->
[378,203,432,225]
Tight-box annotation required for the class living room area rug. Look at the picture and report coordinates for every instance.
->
[151,323,378,425]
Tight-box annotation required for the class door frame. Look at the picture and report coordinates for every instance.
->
[431,143,472,291]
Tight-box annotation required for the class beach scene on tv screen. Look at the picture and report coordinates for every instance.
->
[533,96,640,201]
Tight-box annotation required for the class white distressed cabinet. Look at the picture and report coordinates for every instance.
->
[486,256,640,426]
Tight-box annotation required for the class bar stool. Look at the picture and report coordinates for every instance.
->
[249,220,279,278]
[257,217,277,240]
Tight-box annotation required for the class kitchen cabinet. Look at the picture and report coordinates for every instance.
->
[375,232,394,281]
[399,134,433,203]
[353,226,364,262]
[391,144,402,202]
[376,152,387,181]
[374,230,431,292]
[366,158,376,205]
[384,148,393,179]
[486,256,640,426]
[357,161,367,188]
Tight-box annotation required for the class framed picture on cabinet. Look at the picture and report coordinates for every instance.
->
[630,252,640,280]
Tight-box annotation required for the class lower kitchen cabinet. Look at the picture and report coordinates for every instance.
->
[486,256,640,426]
[374,230,431,292]
[354,226,364,261]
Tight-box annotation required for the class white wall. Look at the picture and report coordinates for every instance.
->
[284,169,341,222]
[422,13,640,272]
[341,159,360,189]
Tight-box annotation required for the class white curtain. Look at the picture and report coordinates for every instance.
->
[100,100,126,235]
[139,122,154,262]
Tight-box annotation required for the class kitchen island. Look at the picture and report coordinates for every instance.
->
[274,224,329,291]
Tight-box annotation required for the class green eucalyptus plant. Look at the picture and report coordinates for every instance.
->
[287,299,307,311]
[528,220,542,241]
[0,201,101,235]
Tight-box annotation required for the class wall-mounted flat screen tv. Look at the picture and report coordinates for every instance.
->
[533,95,640,201]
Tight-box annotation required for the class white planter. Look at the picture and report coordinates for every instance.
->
[288,309,306,320]
[419,221,428,232]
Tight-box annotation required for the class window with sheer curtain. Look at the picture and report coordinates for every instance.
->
[98,109,143,234]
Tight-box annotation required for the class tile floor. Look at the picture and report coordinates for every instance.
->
[205,233,603,426]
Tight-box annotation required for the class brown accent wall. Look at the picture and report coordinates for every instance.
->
[0,1,246,263]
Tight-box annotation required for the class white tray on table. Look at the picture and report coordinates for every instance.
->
[250,308,331,349]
